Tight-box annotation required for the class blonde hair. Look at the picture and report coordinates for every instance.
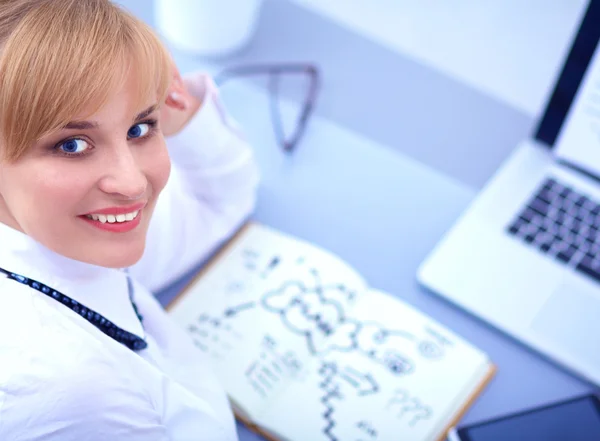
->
[0,0,172,161]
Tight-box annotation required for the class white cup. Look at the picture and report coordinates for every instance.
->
[155,0,264,57]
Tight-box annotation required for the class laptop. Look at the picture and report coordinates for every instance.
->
[417,0,600,385]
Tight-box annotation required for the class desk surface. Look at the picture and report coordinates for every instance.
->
[120,0,597,438]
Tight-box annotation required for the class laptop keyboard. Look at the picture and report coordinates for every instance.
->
[507,177,600,283]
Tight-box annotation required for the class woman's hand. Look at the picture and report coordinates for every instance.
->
[160,62,202,137]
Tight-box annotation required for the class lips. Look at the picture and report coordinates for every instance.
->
[82,202,146,216]
[79,203,146,233]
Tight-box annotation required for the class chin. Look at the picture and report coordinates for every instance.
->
[107,248,145,269]
[83,242,146,269]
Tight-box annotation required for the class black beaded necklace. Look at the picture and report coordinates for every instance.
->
[0,266,147,351]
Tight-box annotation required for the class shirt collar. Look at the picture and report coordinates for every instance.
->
[0,221,145,338]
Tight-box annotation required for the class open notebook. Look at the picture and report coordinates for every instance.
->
[167,223,495,441]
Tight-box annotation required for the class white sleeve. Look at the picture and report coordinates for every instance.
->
[131,74,259,293]
[0,357,170,441]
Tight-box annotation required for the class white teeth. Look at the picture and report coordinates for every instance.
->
[88,210,140,224]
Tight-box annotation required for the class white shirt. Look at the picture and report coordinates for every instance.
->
[0,74,259,441]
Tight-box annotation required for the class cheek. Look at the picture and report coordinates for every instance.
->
[5,165,91,215]
[143,138,171,194]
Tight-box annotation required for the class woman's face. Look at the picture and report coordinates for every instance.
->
[0,73,171,268]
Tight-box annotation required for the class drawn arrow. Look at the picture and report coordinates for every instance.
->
[224,302,256,317]
[339,367,379,396]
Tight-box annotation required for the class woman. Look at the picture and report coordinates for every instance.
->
[0,0,258,439]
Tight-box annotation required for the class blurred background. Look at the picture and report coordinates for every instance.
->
[138,0,590,188]
[118,1,599,439]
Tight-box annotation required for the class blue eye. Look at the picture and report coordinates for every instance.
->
[127,123,150,139]
[58,138,89,155]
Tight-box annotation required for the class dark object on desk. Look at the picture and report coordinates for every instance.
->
[215,63,320,153]
[448,394,600,441]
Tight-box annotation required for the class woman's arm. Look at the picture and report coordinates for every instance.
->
[130,72,259,293]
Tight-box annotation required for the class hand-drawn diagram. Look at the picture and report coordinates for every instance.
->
[244,334,305,398]
[319,362,380,441]
[186,247,450,439]
[385,388,433,427]
[187,313,243,359]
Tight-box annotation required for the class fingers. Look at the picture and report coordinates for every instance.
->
[165,65,189,110]
[166,89,188,110]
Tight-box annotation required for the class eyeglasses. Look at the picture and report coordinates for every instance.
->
[214,63,320,153]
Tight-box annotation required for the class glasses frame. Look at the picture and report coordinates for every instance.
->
[214,63,321,153]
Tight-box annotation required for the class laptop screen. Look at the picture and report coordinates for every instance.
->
[535,0,600,148]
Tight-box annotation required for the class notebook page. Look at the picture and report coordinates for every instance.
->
[255,289,490,441]
[168,223,367,420]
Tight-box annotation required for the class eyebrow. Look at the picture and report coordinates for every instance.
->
[134,104,159,122]
[64,120,98,130]
[63,104,158,131]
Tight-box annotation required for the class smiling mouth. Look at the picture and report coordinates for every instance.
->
[85,210,140,224]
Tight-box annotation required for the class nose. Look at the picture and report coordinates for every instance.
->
[98,143,147,200]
